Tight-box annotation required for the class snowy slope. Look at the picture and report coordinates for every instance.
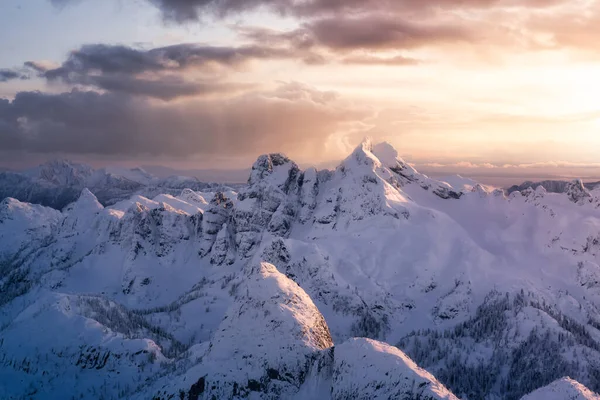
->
[162,261,334,400]
[521,377,600,400]
[139,262,458,400]
[0,197,61,260]
[4,139,600,398]
[332,338,458,400]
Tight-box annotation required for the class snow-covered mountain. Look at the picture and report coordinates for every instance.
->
[0,159,237,210]
[3,138,600,399]
[521,377,600,400]
[507,179,600,195]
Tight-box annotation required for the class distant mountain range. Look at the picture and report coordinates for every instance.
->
[0,159,239,210]
[507,179,600,195]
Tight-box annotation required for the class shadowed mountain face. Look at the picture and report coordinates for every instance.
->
[3,139,600,399]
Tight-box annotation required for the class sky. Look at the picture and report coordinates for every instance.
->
[1,0,600,185]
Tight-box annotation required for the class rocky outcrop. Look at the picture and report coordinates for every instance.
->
[566,179,592,204]
[198,192,233,258]
[233,154,301,257]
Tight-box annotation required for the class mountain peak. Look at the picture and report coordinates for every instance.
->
[248,153,298,185]
[198,261,333,398]
[59,188,103,233]
[179,188,208,205]
[64,188,103,213]
[359,136,374,151]
[521,377,600,400]
[566,178,592,204]
[30,159,94,186]
[344,137,380,168]
[333,338,459,400]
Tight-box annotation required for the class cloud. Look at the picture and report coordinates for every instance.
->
[0,83,371,159]
[340,54,421,66]
[47,0,597,58]
[145,0,600,63]
[79,75,250,100]
[41,43,289,78]
[142,0,568,21]
[0,69,29,83]
[17,38,424,103]
[22,43,298,99]
[236,17,470,64]
[240,16,471,53]
[301,16,472,51]
[46,0,595,68]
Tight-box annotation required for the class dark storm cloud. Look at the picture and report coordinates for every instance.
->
[42,43,288,79]
[0,69,29,82]
[303,16,471,50]
[25,43,291,99]
[16,38,423,102]
[23,62,50,74]
[0,84,370,157]
[79,75,249,100]
[145,0,567,21]
[237,15,471,58]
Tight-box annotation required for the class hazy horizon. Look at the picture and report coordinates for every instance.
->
[2,0,600,185]
[4,149,600,188]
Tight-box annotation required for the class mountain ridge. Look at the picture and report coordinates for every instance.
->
[0,158,237,210]
[3,139,600,399]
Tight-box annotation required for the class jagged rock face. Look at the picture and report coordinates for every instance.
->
[210,223,236,265]
[120,202,197,260]
[198,192,233,258]
[332,338,458,400]
[297,168,320,224]
[520,377,600,400]
[566,179,593,204]
[197,262,333,399]
[117,202,203,295]
[233,154,301,257]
